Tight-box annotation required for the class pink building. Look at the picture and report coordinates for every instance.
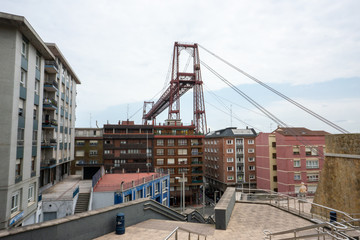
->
[256,127,328,194]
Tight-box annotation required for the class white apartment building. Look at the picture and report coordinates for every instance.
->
[0,12,80,229]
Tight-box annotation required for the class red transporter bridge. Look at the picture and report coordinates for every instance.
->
[142,42,207,134]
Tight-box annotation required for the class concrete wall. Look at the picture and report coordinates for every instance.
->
[0,198,179,240]
[92,192,114,210]
[215,187,235,230]
[313,134,360,215]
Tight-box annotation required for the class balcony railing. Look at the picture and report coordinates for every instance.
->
[42,119,58,128]
[191,161,203,165]
[45,60,59,73]
[191,152,203,156]
[44,80,58,91]
[43,98,58,110]
[41,158,56,168]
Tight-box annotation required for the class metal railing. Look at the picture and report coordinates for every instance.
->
[164,226,207,240]
[237,188,355,224]
[263,219,360,239]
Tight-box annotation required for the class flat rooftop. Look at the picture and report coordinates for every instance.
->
[96,203,314,239]
[94,173,159,192]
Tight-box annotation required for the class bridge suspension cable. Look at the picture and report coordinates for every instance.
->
[199,44,350,134]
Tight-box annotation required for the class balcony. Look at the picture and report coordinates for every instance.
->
[61,92,65,101]
[34,94,39,105]
[103,153,115,160]
[15,175,22,184]
[42,119,58,129]
[44,80,58,92]
[43,98,58,110]
[45,60,58,73]
[66,96,69,104]
[60,108,64,117]
[191,151,203,156]
[41,158,57,169]
[41,138,57,148]
[120,153,147,160]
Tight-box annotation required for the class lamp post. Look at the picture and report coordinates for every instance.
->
[175,172,185,213]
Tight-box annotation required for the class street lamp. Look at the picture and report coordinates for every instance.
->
[175,172,185,213]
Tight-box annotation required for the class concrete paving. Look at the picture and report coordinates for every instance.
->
[42,175,92,200]
[96,203,315,240]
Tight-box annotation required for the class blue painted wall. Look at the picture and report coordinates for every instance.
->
[114,175,170,207]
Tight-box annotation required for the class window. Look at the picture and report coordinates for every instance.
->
[11,191,20,214]
[178,158,187,164]
[227,158,234,162]
[226,140,233,145]
[157,149,164,155]
[21,40,28,58]
[178,149,187,155]
[248,148,255,153]
[162,180,167,192]
[155,182,160,193]
[76,140,85,146]
[146,186,152,197]
[168,149,175,155]
[248,157,255,162]
[156,159,164,165]
[248,139,254,144]
[120,140,126,144]
[272,165,277,171]
[168,168,175,174]
[31,157,35,172]
[227,166,234,171]
[307,173,319,182]
[178,168,188,174]
[294,159,301,167]
[157,139,164,146]
[76,150,85,157]
[33,106,37,120]
[236,139,243,145]
[89,150,98,156]
[305,146,318,156]
[272,153,277,159]
[272,142,276,148]
[17,128,24,145]
[273,176,277,182]
[32,130,37,144]
[227,176,234,180]
[306,160,319,169]
[114,160,120,167]
[34,80,39,94]
[162,198,167,206]
[294,173,301,181]
[104,150,111,154]
[15,159,22,176]
[18,100,24,116]
[105,140,111,145]
[178,139,187,146]
[249,175,255,180]
[167,158,175,164]
[249,165,255,171]
[293,146,300,155]
[28,184,34,204]
[89,140,98,146]
[20,70,27,87]
[35,55,40,70]
[167,139,174,146]
[226,148,234,153]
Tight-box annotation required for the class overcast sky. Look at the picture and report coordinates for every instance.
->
[2,0,359,133]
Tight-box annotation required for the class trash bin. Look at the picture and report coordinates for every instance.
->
[116,213,125,235]
[330,211,337,223]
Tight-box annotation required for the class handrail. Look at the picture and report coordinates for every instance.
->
[263,219,360,240]
[164,226,207,240]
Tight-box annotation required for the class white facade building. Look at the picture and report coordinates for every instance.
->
[0,12,80,229]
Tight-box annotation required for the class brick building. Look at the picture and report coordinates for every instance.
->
[103,121,154,173]
[153,119,204,206]
[71,128,103,179]
[204,127,257,193]
[256,127,328,194]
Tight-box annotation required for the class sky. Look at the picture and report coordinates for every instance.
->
[2,0,360,133]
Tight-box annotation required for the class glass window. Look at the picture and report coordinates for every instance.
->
[178,158,187,164]
[167,139,174,146]
[227,166,234,171]
[178,149,187,155]
[11,191,20,214]
[248,148,255,153]
[178,139,187,146]
[167,158,175,164]
[226,140,233,145]
[76,150,85,157]
[248,157,255,162]
[294,159,301,167]
[168,149,175,155]
[226,148,233,153]
[156,159,164,165]
[156,149,164,155]
[293,146,300,155]
[248,139,254,144]
[306,160,319,169]
[249,165,255,171]
[294,173,301,181]
[227,158,234,162]
[157,139,164,146]
[28,184,34,204]
[89,150,98,156]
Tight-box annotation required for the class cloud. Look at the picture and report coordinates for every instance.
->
[1,0,359,129]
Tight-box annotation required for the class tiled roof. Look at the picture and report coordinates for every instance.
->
[206,127,257,138]
[274,127,329,136]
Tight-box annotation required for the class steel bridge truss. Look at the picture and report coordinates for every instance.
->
[143,42,207,134]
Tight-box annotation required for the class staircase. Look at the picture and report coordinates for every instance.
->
[75,193,90,214]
